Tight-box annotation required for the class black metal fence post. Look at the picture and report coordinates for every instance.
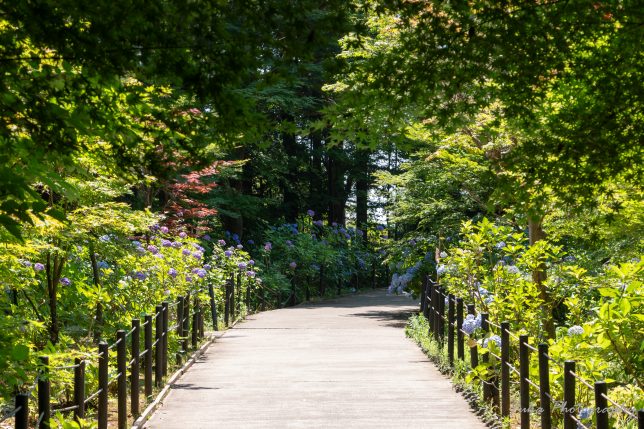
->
[116,329,127,429]
[420,275,428,314]
[481,313,491,402]
[192,308,198,348]
[131,318,140,418]
[144,314,152,397]
[177,296,184,363]
[73,358,85,421]
[224,278,231,325]
[538,343,551,429]
[154,304,163,386]
[15,393,28,429]
[456,298,464,361]
[519,335,530,429]
[500,321,510,419]
[208,284,219,331]
[38,356,50,428]
[438,288,445,344]
[162,301,169,377]
[594,381,609,429]
[183,293,191,350]
[563,360,576,429]
[638,409,644,429]
[427,281,435,334]
[98,341,108,429]
[447,294,455,366]
[467,304,478,369]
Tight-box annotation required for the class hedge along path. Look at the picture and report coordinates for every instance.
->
[145,289,486,428]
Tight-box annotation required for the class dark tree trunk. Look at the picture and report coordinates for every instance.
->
[355,149,371,237]
[88,241,104,342]
[528,216,555,339]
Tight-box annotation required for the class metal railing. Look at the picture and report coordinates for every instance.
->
[419,276,644,429]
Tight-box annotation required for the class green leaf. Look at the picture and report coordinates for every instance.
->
[11,344,30,361]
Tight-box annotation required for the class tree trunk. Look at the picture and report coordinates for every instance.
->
[89,241,104,342]
[528,216,555,338]
[355,148,371,239]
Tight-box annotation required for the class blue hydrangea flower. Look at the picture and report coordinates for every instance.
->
[192,251,203,260]
[132,240,141,247]
[313,220,323,227]
[236,244,243,249]
[376,224,384,231]
[97,261,109,269]
[196,269,207,278]
[20,260,32,267]
[568,325,584,336]
[34,263,45,272]
[332,222,338,227]
[462,314,481,335]
[307,209,315,217]
[185,275,193,283]
[224,250,233,257]
[238,262,247,269]
[172,241,182,248]
[248,260,255,266]
[495,241,506,250]
[161,239,173,247]
[135,271,148,281]
[440,251,447,258]
[506,265,520,274]
[59,277,71,286]
[232,233,240,243]
[289,261,297,269]
[202,234,211,241]
[579,407,592,420]
[168,268,178,278]
[203,264,211,270]
[483,335,502,348]
[437,264,447,276]
[136,246,146,254]
[182,248,191,256]
[147,245,159,254]
[99,234,110,242]
[247,239,255,245]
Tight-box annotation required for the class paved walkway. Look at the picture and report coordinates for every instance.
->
[146,289,486,428]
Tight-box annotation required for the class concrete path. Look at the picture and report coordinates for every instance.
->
[145,289,486,428]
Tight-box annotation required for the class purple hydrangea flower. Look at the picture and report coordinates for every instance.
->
[147,245,159,254]
[192,251,203,260]
[136,246,146,254]
[132,240,141,247]
[247,239,255,245]
[161,239,173,247]
[286,240,293,247]
[204,264,211,270]
[172,241,182,248]
[185,275,193,283]
[34,263,45,272]
[264,242,272,251]
[376,224,385,231]
[289,261,297,269]
[160,226,169,234]
[196,269,207,278]
[168,268,178,278]
[313,220,323,227]
[238,262,247,269]
[179,232,187,239]
[202,234,211,241]
[248,260,255,266]
[307,209,315,217]
[21,260,32,267]
[246,270,256,277]
[59,277,71,286]
[135,271,148,281]
[236,244,243,249]
[224,250,233,257]
[332,222,338,227]
[182,248,191,256]
[218,239,226,246]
